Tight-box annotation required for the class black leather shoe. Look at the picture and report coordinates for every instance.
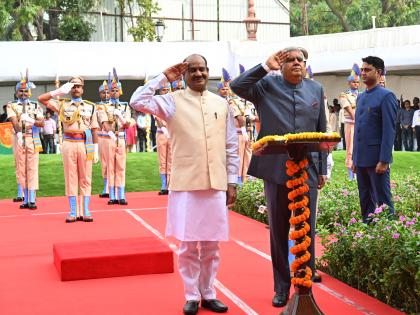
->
[99,193,109,198]
[158,189,166,195]
[118,199,128,205]
[20,203,29,209]
[201,299,228,313]
[83,216,93,222]
[183,300,199,315]
[313,271,322,283]
[163,189,169,195]
[13,197,24,202]
[28,202,37,210]
[108,199,118,205]
[272,292,289,307]
[65,216,77,223]
[76,216,84,221]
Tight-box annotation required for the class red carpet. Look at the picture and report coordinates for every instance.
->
[53,237,173,281]
[0,192,404,315]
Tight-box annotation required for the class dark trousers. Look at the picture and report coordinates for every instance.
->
[394,124,402,151]
[43,134,55,154]
[137,128,147,152]
[356,167,394,223]
[264,181,318,294]
[415,126,420,151]
[402,127,413,151]
[340,123,346,150]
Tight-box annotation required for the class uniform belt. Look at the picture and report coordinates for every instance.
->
[98,133,110,138]
[64,132,85,142]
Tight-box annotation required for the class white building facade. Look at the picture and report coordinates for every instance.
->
[89,0,290,42]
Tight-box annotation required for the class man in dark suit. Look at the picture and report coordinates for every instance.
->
[352,56,397,223]
[230,47,327,308]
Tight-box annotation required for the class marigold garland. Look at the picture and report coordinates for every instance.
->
[252,132,340,152]
[286,157,313,288]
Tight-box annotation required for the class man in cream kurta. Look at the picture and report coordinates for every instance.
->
[130,54,239,315]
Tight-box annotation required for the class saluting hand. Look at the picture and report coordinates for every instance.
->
[265,50,289,71]
[163,62,189,82]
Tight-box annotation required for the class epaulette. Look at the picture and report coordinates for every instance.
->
[58,98,71,104]
[83,100,96,107]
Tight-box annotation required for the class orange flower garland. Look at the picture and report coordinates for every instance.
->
[252,132,341,152]
[286,157,313,288]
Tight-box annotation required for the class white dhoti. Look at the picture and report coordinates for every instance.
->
[166,190,228,301]
[166,190,228,241]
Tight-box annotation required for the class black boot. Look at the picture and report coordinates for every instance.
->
[118,199,128,205]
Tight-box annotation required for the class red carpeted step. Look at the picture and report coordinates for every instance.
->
[53,237,173,281]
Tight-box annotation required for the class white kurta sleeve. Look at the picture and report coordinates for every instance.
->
[129,73,175,121]
[225,103,240,184]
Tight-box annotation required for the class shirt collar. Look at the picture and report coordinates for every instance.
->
[185,87,208,97]
[281,76,303,89]
[17,98,28,104]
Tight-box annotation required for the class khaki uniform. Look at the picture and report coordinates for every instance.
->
[97,102,131,190]
[49,99,99,196]
[229,98,249,181]
[6,101,43,191]
[155,118,172,175]
[96,102,110,194]
[339,91,357,168]
[243,101,257,180]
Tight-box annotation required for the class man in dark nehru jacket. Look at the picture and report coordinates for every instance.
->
[230,46,327,308]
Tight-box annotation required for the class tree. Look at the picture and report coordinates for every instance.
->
[290,0,420,36]
[117,0,161,42]
[0,0,95,41]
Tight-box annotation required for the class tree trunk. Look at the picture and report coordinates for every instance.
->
[19,24,34,41]
[324,0,351,32]
[48,8,60,40]
[35,11,44,41]
[381,0,390,14]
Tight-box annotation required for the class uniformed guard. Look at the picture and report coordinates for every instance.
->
[171,79,185,91]
[38,76,99,222]
[238,65,258,183]
[218,68,249,185]
[156,83,172,195]
[339,63,360,180]
[7,71,44,209]
[97,79,110,198]
[97,68,131,205]
[379,67,386,87]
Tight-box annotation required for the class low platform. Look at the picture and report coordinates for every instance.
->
[53,236,174,281]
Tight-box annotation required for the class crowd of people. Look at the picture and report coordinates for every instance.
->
[1,47,418,315]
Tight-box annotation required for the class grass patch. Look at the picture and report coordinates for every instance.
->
[0,150,418,199]
[0,152,160,199]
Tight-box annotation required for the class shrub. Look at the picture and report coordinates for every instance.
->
[232,178,267,224]
[232,174,420,314]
